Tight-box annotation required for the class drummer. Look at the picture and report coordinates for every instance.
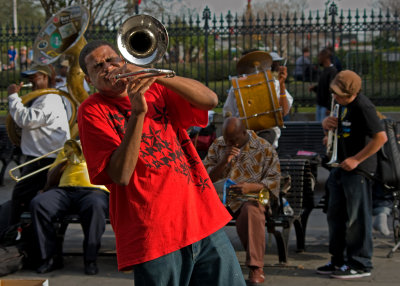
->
[223,50,293,148]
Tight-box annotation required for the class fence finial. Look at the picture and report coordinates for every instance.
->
[203,6,211,29]
[329,1,338,17]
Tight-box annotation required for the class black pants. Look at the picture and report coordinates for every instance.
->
[30,187,109,262]
[10,156,55,225]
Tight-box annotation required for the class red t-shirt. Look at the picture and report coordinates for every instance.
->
[77,83,231,270]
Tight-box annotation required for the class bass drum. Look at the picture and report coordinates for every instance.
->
[230,70,283,131]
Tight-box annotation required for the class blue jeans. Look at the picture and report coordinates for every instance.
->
[326,168,373,271]
[372,181,393,216]
[133,228,246,286]
[316,105,328,122]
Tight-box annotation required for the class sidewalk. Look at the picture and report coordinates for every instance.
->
[1,163,399,285]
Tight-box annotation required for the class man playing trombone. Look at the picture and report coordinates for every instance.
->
[30,140,109,275]
[77,39,245,285]
[7,64,70,225]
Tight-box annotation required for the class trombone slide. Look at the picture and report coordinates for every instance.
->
[115,68,175,80]
[8,147,64,182]
[8,139,81,182]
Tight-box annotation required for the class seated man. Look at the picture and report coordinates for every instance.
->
[203,117,281,284]
[30,140,109,275]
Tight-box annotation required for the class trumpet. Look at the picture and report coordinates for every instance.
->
[115,14,175,80]
[229,188,270,206]
[22,83,33,88]
[225,188,271,214]
[326,100,340,167]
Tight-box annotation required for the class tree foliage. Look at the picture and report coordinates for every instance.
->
[138,0,196,19]
[251,0,309,19]
[0,0,45,24]
[242,0,309,54]
[34,0,135,25]
[375,0,400,15]
[33,0,194,25]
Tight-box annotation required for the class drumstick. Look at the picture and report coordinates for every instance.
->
[283,59,287,66]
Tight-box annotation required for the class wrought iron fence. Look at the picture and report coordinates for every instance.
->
[1,3,399,112]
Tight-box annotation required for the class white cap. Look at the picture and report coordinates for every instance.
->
[269,52,284,61]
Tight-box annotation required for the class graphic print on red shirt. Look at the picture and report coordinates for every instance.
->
[78,83,231,270]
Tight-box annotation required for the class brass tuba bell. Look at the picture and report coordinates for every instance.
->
[115,14,175,80]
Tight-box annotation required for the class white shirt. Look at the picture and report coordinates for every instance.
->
[223,78,293,148]
[55,76,90,120]
[8,92,70,158]
[55,76,91,93]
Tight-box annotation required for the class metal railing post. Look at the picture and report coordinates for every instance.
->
[202,7,211,87]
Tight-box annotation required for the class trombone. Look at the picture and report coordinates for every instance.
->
[115,14,175,80]
[115,68,175,80]
[9,139,81,182]
[9,147,65,182]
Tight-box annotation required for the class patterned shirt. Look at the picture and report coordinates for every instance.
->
[203,130,281,210]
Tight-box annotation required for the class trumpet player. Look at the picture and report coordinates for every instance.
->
[7,64,70,225]
[317,70,387,279]
[77,40,245,285]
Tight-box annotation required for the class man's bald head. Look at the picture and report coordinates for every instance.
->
[223,117,245,134]
[222,117,249,148]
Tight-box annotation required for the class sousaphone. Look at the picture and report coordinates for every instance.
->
[6,5,90,145]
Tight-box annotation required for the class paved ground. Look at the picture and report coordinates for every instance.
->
[1,163,399,285]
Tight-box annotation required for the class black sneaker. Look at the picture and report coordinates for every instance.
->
[316,262,339,275]
[330,265,371,279]
[36,256,64,274]
[84,261,99,275]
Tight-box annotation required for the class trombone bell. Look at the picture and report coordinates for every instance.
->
[117,14,168,66]
[115,14,174,80]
